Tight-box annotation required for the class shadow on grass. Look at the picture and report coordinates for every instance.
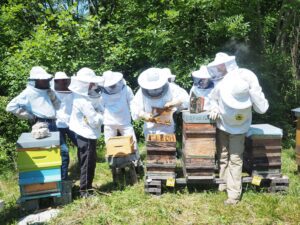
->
[0,201,22,225]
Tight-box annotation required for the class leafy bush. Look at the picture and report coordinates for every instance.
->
[0,96,30,171]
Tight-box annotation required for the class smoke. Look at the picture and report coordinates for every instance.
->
[223,38,250,60]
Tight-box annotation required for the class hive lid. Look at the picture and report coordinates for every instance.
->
[16,132,60,149]
[246,124,283,138]
[292,107,300,117]
[182,110,215,124]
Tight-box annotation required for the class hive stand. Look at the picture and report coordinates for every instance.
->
[110,160,138,188]
[106,136,138,188]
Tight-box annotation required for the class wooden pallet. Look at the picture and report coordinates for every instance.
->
[144,180,162,195]
[268,176,289,192]
[145,173,289,195]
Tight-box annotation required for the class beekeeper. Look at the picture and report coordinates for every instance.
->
[68,67,104,198]
[100,70,142,166]
[53,72,77,180]
[207,52,238,87]
[208,57,269,205]
[190,66,214,111]
[6,66,60,131]
[132,68,189,137]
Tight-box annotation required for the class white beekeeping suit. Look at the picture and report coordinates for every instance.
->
[208,57,269,205]
[189,65,214,111]
[53,72,73,128]
[131,68,189,137]
[100,70,141,164]
[68,68,104,139]
[6,66,58,122]
[68,67,104,197]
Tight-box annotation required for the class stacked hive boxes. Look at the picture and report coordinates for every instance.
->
[16,132,62,202]
[146,134,177,178]
[244,124,283,178]
[182,111,216,178]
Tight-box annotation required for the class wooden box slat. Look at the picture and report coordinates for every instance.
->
[250,138,282,147]
[22,182,60,196]
[183,123,216,133]
[183,138,215,157]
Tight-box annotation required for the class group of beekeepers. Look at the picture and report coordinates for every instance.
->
[6,52,269,204]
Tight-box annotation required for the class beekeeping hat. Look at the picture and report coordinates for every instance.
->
[103,70,123,87]
[72,67,103,84]
[53,72,71,92]
[192,66,211,79]
[29,66,52,80]
[54,72,70,80]
[207,52,238,80]
[220,73,252,109]
[138,68,168,90]
[162,68,176,82]
[68,67,104,96]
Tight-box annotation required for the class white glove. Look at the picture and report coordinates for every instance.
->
[209,108,220,120]
[15,108,35,120]
[138,111,153,121]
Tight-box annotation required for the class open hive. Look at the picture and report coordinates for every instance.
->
[146,134,177,177]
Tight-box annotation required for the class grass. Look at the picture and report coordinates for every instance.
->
[1,145,300,225]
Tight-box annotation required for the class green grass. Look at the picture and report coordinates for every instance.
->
[1,146,300,225]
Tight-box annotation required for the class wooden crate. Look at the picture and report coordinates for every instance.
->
[106,136,134,157]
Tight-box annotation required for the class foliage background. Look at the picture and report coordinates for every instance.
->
[0,0,299,171]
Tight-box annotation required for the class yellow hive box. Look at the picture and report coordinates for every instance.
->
[106,136,134,157]
[17,146,62,172]
[16,132,61,172]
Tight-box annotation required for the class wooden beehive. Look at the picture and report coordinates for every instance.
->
[16,132,61,172]
[146,134,176,176]
[182,111,216,178]
[16,132,62,202]
[106,136,134,157]
[292,108,300,172]
[244,124,283,178]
